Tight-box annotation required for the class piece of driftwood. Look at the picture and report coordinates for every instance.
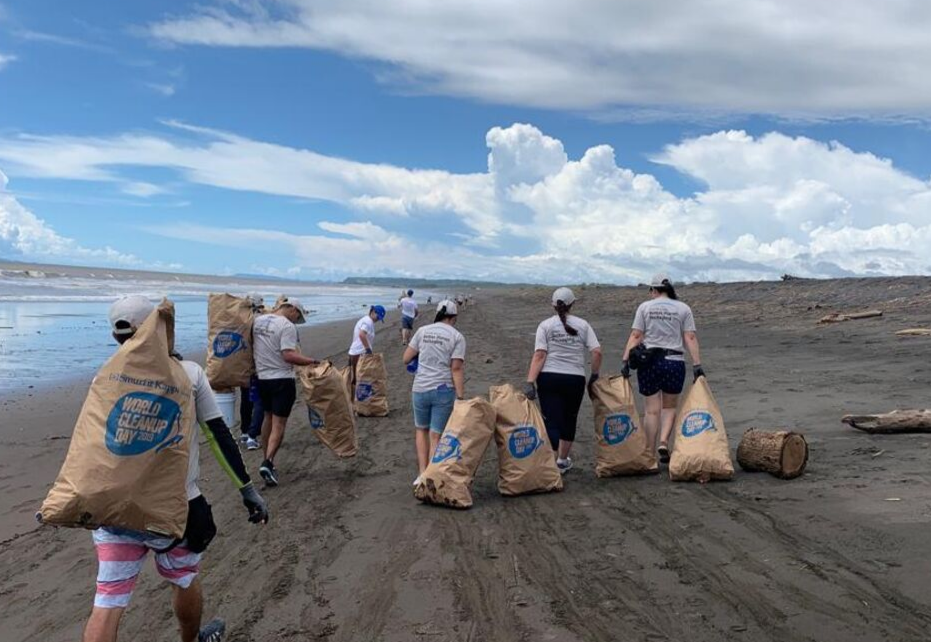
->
[842,410,931,434]
[896,328,931,337]
[736,429,808,479]
[819,310,883,324]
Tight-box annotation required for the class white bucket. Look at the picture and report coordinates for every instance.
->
[214,391,237,429]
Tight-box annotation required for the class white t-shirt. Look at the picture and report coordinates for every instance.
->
[399,297,418,319]
[253,313,299,379]
[632,298,696,360]
[180,360,223,500]
[534,315,601,377]
[409,322,466,393]
[348,315,375,356]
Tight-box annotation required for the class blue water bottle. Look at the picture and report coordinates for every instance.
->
[407,356,419,374]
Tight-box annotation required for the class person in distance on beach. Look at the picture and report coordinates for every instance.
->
[239,293,266,451]
[403,299,466,486]
[84,295,268,642]
[398,289,419,345]
[620,274,703,463]
[347,305,387,387]
[524,287,602,474]
[253,297,318,486]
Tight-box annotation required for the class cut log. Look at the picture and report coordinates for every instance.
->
[736,429,808,479]
[896,328,931,337]
[819,309,883,324]
[842,410,931,434]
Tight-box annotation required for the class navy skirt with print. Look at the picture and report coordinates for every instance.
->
[637,357,686,397]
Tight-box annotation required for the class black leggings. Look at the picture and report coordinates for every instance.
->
[537,372,586,450]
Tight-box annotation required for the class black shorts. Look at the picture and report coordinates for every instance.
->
[178,495,217,554]
[257,377,297,418]
[637,358,686,397]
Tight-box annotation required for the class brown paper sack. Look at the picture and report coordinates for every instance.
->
[338,365,354,405]
[591,376,658,477]
[414,398,496,508]
[298,361,358,457]
[38,301,195,538]
[489,384,563,495]
[669,377,734,482]
[354,353,389,417]
[205,293,255,390]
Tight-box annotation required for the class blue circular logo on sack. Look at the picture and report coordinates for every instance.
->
[308,407,324,430]
[603,413,635,445]
[213,331,246,358]
[106,392,182,456]
[508,426,541,459]
[681,411,716,438]
[355,382,374,402]
[432,433,462,463]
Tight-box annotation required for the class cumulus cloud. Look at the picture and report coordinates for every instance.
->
[147,0,931,118]
[0,53,17,70]
[3,123,931,282]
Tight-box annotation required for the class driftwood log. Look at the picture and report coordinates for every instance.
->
[896,328,931,337]
[819,310,883,324]
[736,429,808,479]
[842,410,931,434]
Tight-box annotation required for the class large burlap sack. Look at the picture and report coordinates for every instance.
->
[591,376,658,477]
[298,361,358,458]
[414,398,495,508]
[205,293,255,390]
[669,377,734,482]
[38,300,195,538]
[354,353,389,417]
[489,385,563,495]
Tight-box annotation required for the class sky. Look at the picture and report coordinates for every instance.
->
[1,0,931,284]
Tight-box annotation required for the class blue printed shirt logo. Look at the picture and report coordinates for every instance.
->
[356,382,374,402]
[508,426,541,459]
[106,392,182,456]
[213,331,246,358]
[681,411,716,438]
[432,433,462,463]
[308,407,324,430]
[603,413,635,445]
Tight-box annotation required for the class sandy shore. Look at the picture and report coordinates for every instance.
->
[5,278,931,641]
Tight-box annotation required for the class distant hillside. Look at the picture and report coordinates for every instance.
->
[342,277,537,289]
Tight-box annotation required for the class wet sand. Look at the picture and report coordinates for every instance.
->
[4,278,931,642]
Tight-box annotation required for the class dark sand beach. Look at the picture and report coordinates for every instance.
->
[4,277,931,641]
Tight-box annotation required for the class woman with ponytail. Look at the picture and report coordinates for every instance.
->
[524,287,602,474]
[621,274,703,464]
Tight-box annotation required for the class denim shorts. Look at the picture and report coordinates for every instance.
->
[412,386,456,433]
[402,315,415,330]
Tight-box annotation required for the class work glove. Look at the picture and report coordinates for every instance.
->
[587,373,600,396]
[693,365,706,382]
[522,381,537,401]
[240,484,269,524]
[365,348,373,355]
[620,361,631,378]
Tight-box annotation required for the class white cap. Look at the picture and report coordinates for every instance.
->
[281,297,309,324]
[650,273,672,288]
[436,299,458,316]
[552,287,575,306]
[246,293,264,307]
[109,295,155,335]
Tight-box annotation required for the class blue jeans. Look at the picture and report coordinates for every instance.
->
[412,386,456,433]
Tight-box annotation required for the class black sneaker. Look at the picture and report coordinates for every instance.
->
[199,618,226,642]
[658,445,670,464]
[259,460,279,487]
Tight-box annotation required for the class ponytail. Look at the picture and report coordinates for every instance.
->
[655,279,678,300]
[555,301,579,336]
[434,305,457,323]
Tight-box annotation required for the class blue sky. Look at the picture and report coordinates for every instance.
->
[1,1,931,283]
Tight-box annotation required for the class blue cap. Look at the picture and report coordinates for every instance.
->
[407,289,414,296]
[371,305,386,321]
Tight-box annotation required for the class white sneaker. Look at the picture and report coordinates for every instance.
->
[245,437,260,451]
[413,475,423,487]
[556,457,573,474]
[239,434,249,445]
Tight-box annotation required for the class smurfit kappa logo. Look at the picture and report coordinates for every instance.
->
[213,331,246,358]
[308,407,325,430]
[681,411,716,438]
[508,425,542,459]
[432,433,462,463]
[106,392,183,456]
[603,413,635,445]
[355,382,374,402]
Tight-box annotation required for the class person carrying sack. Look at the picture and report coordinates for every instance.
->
[621,274,704,464]
[523,287,602,474]
[347,305,386,388]
[47,296,268,642]
[403,299,466,486]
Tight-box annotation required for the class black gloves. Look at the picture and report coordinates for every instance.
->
[240,484,269,524]
[587,373,600,395]
[365,348,373,355]
[620,361,631,378]
[693,365,706,382]
[523,381,537,400]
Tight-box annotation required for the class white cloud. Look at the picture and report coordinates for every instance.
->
[0,53,17,70]
[3,123,931,283]
[147,1,931,118]
[121,181,167,197]
[145,82,176,97]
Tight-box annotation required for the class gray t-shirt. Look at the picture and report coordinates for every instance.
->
[632,298,696,360]
[253,313,299,379]
[409,322,466,393]
[535,315,601,377]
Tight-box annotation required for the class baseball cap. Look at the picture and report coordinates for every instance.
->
[246,293,264,307]
[407,289,414,296]
[436,299,458,316]
[371,305,386,321]
[282,297,310,324]
[552,287,576,306]
[650,273,672,288]
[109,295,155,335]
